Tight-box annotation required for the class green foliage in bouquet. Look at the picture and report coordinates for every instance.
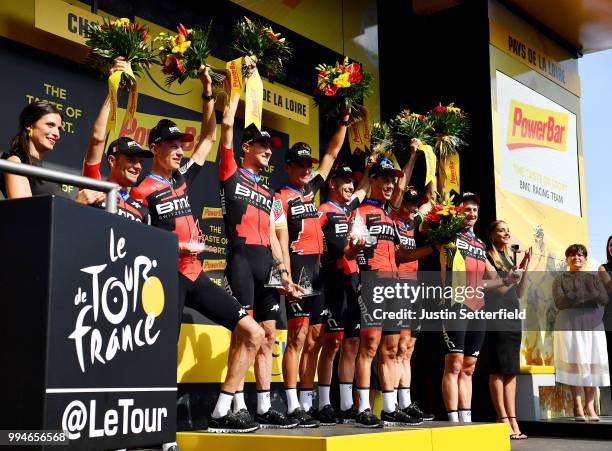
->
[389,109,434,162]
[85,17,155,89]
[426,103,470,158]
[155,23,225,86]
[369,122,393,160]
[314,57,373,120]
[230,16,293,79]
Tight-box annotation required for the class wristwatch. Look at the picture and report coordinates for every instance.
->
[202,93,215,101]
[338,118,350,127]
[279,268,289,276]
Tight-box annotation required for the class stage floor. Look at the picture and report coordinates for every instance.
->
[177,421,510,451]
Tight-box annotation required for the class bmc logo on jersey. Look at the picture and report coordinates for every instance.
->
[335,223,349,234]
[370,224,395,236]
[235,184,272,209]
[456,238,486,258]
[399,235,416,247]
[156,197,191,215]
[290,203,317,216]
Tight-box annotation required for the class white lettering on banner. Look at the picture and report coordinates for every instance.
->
[61,398,168,440]
[69,229,161,373]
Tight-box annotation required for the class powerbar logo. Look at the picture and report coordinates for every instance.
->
[507,99,567,151]
[62,398,167,440]
[202,207,223,219]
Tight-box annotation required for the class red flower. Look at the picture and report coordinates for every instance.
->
[177,23,189,38]
[323,84,338,96]
[433,105,447,113]
[142,30,148,41]
[162,56,184,74]
[319,70,327,78]
[267,31,279,41]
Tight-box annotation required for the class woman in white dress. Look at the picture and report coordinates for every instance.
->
[553,244,610,421]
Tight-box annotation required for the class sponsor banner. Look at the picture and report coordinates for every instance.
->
[489,19,580,95]
[203,259,226,272]
[495,70,580,216]
[34,0,105,45]
[178,324,288,382]
[201,206,222,219]
[112,107,221,163]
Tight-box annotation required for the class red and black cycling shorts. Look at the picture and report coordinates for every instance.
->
[223,245,280,323]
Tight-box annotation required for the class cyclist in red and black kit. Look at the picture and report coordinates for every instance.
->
[345,158,423,428]
[386,140,436,422]
[441,192,519,423]
[218,92,299,429]
[314,163,371,425]
[273,114,349,427]
[130,69,264,434]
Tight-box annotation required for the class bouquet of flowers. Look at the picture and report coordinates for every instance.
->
[85,17,155,89]
[154,23,226,86]
[314,57,372,119]
[230,16,293,79]
[426,103,470,158]
[369,122,393,160]
[390,110,433,148]
[418,196,465,246]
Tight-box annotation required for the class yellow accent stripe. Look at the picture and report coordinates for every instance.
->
[520,365,556,374]
[177,423,509,451]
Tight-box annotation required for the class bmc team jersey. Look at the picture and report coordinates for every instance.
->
[455,230,487,311]
[318,197,360,274]
[218,145,276,248]
[130,160,202,281]
[82,161,150,223]
[351,199,400,272]
[274,174,325,255]
[391,211,419,273]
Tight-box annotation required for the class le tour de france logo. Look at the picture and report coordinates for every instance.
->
[68,228,166,373]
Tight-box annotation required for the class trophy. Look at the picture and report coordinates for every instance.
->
[297,266,320,298]
[350,209,376,246]
[188,220,207,257]
[265,264,285,288]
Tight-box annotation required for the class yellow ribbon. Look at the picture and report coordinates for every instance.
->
[444,152,460,195]
[245,66,263,130]
[348,108,370,154]
[439,243,466,307]
[418,143,437,186]
[106,64,137,137]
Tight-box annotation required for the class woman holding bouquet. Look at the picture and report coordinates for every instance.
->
[485,220,532,439]
[440,194,520,423]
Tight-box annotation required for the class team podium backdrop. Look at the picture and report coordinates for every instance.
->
[0,195,179,450]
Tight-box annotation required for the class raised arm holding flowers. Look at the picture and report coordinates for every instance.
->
[155,23,226,86]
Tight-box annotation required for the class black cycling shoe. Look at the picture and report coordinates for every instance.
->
[208,411,260,433]
[234,408,252,422]
[337,405,358,424]
[381,408,423,426]
[256,408,299,429]
[403,402,434,421]
[287,408,320,428]
[354,408,383,428]
[313,405,338,426]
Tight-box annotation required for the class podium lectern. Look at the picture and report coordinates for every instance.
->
[0,196,179,450]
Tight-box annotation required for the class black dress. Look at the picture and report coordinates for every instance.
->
[485,252,522,375]
[0,152,66,198]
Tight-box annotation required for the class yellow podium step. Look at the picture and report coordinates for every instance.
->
[177,422,509,451]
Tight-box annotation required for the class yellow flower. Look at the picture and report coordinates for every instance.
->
[112,17,130,27]
[172,33,191,54]
[333,72,351,88]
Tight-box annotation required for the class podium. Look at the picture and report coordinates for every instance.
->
[0,196,179,450]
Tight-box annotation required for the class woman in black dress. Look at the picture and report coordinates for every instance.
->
[485,220,531,440]
[1,101,66,198]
